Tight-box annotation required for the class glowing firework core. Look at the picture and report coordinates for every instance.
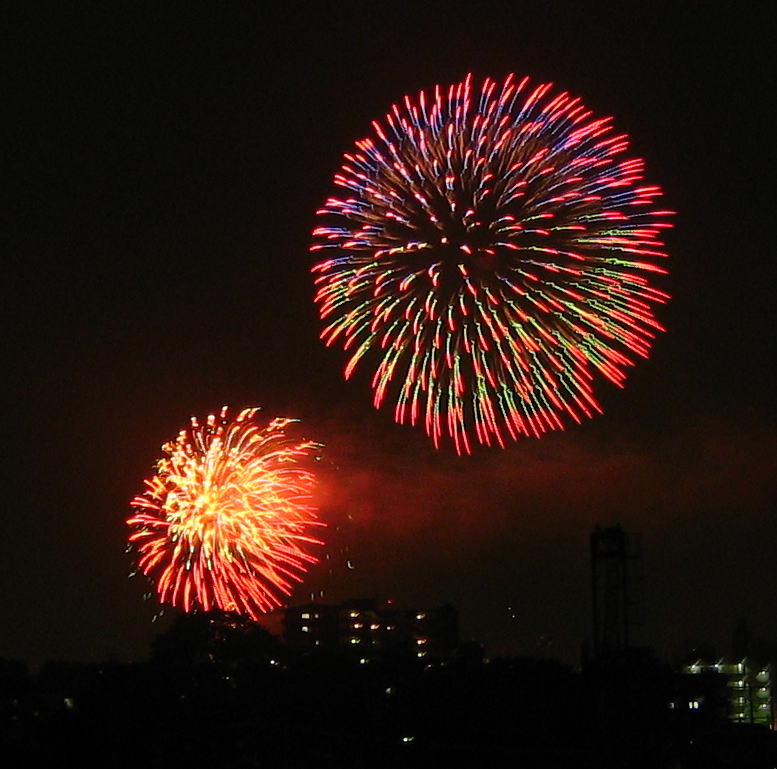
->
[312,73,673,453]
[128,407,323,619]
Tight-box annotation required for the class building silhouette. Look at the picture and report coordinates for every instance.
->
[284,598,458,660]
[681,658,774,728]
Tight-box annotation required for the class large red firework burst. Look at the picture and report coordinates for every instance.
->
[127,407,323,619]
[311,73,673,453]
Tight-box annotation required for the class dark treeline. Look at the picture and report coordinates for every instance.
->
[2,614,776,768]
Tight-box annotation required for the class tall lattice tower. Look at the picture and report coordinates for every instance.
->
[591,525,643,656]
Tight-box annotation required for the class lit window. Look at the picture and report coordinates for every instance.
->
[401,736,415,744]
[386,625,395,631]
[349,611,359,618]
[350,637,360,644]
[301,625,310,633]
[314,640,320,646]
[370,623,380,630]
[301,613,310,619]
[359,657,368,665]
[416,638,427,645]
[353,622,363,629]
[417,651,426,658]
[416,613,426,620]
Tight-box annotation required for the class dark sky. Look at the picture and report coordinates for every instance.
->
[4,2,775,666]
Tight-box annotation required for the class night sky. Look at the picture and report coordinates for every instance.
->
[5,3,775,667]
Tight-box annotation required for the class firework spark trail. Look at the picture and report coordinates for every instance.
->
[128,407,324,619]
[311,73,673,453]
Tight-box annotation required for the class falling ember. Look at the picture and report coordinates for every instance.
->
[127,407,324,619]
[311,73,673,453]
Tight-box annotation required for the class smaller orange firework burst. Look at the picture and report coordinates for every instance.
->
[127,407,324,619]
